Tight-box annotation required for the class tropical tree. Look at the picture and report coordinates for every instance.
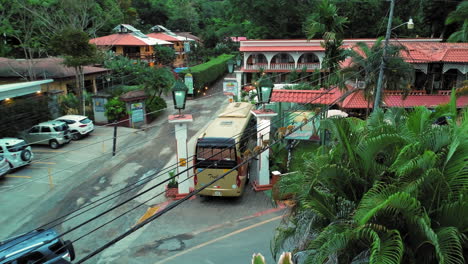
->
[445,1,468,42]
[274,94,467,263]
[153,45,176,66]
[342,38,414,113]
[303,0,348,86]
[50,28,101,115]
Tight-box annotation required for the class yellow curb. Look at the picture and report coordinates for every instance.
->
[5,175,32,178]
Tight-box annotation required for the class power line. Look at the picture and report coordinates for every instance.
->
[30,67,374,263]
[73,76,362,264]
[4,64,370,258]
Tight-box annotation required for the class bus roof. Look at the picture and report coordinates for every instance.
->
[199,102,253,140]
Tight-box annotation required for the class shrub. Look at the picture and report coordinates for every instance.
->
[104,97,127,122]
[180,54,234,94]
[145,96,167,120]
[167,170,178,188]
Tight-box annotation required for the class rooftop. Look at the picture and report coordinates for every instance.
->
[0,57,110,79]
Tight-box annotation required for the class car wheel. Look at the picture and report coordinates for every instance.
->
[71,131,81,140]
[20,149,32,161]
[49,140,59,149]
[64,240,76,261]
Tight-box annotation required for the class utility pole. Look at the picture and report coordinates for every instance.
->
[374,0,395,110]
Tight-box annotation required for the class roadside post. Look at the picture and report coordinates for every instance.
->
[251,77,277,191]
[112,123,117,156]
[169,80,193,199]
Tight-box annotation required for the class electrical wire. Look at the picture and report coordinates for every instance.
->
[28,66,374,263]
[2,62,370,257]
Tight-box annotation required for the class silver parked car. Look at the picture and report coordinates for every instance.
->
[20,121,72,149]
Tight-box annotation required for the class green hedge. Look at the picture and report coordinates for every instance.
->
[180,54,234,93]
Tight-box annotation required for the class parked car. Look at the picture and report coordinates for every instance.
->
[0,156,9,178]
[0,138,33,170]
[20,121,71,149]
[0,228,75,264]
[55,115,94,140]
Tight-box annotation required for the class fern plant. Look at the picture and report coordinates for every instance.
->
[273,99,467,264]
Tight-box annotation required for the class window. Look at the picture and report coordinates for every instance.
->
[79,118,92,124]
[53,124,68,132]
[6,142,27,152]
[41,126,51,133]
[58,119,75,125]
[29,126,40,133]
[196,147,236,161]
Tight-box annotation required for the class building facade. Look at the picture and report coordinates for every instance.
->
[238,39,468,93]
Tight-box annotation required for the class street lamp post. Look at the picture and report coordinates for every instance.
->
[169,80,193,199]
[251,76,277,191]
[374,0,414,110]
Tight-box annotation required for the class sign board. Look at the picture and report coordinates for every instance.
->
[184,73,194,95]
[284,111,319,141]
[131,102,144,123]
[94,98,105,112]
[179,158,187,167]
[184,42,190,53]
[223,79,238,95]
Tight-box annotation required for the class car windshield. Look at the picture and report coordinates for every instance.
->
[79,118,92,124]
[7,141,27,152]
[54,124,68,132]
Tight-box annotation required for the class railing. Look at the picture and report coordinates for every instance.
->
[124,53,156,62]
[244,62,320,71]
[297,63,320,69]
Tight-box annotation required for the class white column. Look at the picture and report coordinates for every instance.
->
[168,114,193,195]
[252,110,277,186]
[235,71,242,101]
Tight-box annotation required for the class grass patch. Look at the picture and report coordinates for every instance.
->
[289,141,320,172]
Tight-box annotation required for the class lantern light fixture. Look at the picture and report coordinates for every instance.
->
[255,76,274,109]
[227,59,235,73]
[171,80,188,116]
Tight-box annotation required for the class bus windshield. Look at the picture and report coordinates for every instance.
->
[196,145,237,168]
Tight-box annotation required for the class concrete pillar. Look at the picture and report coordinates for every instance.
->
[235,71,243,100]
[251,109,277,190]
[92,78,98,94]
[168,114,193,197]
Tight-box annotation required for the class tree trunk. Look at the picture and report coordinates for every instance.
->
[79,66,86,115]
[74,66,83,115]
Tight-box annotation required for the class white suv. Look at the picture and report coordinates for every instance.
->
[0,138,33,170]
[55,115,94,140]
[0,156,9,177]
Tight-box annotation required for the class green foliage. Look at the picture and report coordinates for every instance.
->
[274,105,468,263]
[104,97,127,122]
[153,45,176,66]
[167,169,178,188]
[445,1,468,42]
[58,92,93,115]
[49,28,100,66]
[180,54,234,94]
[145,96,167,120]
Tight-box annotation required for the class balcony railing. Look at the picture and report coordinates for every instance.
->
[244,62,320,71]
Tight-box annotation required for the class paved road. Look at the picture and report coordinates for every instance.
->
[0,125,140,237]
[0,76,285,264]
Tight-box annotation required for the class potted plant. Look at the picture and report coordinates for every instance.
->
[165,170,178,198]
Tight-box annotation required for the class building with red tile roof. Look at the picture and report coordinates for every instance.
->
[270,87,467,110]
[90,24,173,62]
[236,38,468,99]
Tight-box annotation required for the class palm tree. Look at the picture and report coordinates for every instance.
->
[446,1,468,42]
[342,39,414,114]
[274,95,467,263]
[303,0,348,85]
